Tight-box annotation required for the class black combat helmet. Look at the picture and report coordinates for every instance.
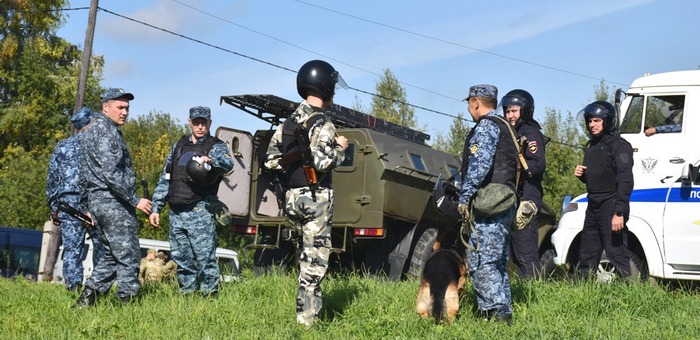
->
[186,158,218,186]
[579,100,617,133]
[296,60,348,102]
[500,89,535,122]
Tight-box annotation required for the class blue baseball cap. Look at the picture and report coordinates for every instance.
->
[465,84,498,101]
[100,88,134,104]
[189,106,211,120]
[70,107,97,130]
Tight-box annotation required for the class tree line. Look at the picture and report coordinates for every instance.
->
[1,2,611,243]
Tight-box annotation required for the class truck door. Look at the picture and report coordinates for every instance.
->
[216,127,253,217]
[662,161,700,269]
[619,93,688,191]
[332,129,368,225]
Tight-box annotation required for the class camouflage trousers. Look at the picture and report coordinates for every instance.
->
[59,197,104,290]
[169,200,219,295]
[467,204,516,316]
[86,198,141,299]
[285,186,333,327]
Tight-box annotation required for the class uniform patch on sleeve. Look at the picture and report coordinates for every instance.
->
[469,144,479,155]
[110,140,119,154]
[527,141,538,154]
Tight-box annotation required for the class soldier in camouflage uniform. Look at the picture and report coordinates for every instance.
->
[149,106,233,297]
[75,88,153,308]
[46,107,104,291]
[265,60,348,328]
[458,85,518,326]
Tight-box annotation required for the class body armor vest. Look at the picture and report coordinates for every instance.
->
[167,135,223,206]
[461,115,518,193]
[281,115,332,188]
[582,139,617,193]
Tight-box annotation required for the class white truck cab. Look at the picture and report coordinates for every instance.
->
[551,70,700,281]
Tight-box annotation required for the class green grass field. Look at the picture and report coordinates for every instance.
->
[1,270,699,339]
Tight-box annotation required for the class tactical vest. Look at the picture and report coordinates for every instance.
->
[582,138,617,193]
[167,135,223,206]
[281,114,332,188]
[461,115,518,193]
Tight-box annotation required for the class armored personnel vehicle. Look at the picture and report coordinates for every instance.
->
[216,94,556,280]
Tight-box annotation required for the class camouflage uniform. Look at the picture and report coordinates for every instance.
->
[459,85,517,320]
[46,108,104,290]
[265,100,345,327]
[151,107,233,295]
[80,112,143,300]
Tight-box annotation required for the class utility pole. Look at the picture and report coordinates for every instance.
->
[71,0,99,135]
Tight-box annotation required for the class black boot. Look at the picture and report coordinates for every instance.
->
[74,287,96,308]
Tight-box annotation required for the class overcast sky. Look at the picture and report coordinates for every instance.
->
[57,0,699,142]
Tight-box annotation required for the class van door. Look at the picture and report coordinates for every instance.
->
[662,161,700,270]
[216,127,253,217]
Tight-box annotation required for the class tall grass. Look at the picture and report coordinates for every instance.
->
[1,271,699,339]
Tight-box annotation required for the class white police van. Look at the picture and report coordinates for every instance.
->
[52,237,241,285]
[551,70,700,281]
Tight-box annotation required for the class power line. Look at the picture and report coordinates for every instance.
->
[295,0,628,87]
[60,6,586,150]
[95,6,465,122]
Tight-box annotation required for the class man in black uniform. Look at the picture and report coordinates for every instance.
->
[500,89,546,279]
[574,101,634,280]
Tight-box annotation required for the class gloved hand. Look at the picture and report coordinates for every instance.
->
[513,200,538,231]
[457,203,470,221]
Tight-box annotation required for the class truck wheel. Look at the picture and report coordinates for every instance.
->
[598,249,648,282]
[252,242,295,276]
[407,228,438,279]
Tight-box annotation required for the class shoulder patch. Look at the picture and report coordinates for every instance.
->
[527,141,538,154]
[110,140,119,154]
[469,144,479,155]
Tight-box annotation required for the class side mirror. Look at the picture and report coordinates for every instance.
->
[681,164,698,185]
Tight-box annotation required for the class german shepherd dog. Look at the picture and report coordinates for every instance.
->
[415,229,467,324]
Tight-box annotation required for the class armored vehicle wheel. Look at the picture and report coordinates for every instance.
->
[407,228,438,278]
[252,242,296,276]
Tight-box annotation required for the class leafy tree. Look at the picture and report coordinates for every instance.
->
[370,69,417,128]
[540,107,587,217]
[0,1,103,229]
[432,112,470,156]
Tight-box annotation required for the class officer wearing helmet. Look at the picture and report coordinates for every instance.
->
[149,106,233,297]
[264,59,348,327]
[500,89,546,279]
[574,101,634,280]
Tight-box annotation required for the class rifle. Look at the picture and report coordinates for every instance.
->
[294,125,319,201]
[57,201,93,228]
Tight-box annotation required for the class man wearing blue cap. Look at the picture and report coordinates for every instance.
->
[149,106,233,297]
[75,88,153,307]
[457,84,518,325]
[46,107,104,291]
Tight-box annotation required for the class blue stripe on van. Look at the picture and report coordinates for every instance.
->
[575,187,700,203]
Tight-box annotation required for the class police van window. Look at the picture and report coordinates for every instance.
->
[644,95,684,133]
[339,144,354,167]
[619,95,644,134]
[410,153,427,172]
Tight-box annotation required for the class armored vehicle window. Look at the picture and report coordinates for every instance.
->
[644,95,684,133]
[410,153,427,172]
[339,144,355,167]
[448,165,459,177]
[619,95,644,134]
